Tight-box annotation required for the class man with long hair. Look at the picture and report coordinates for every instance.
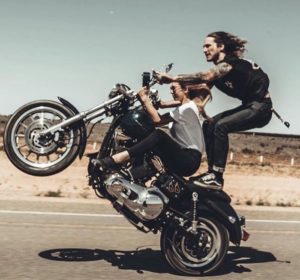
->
[155,31,273,189]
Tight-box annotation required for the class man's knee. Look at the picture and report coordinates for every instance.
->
[203,120,215,136]
[214,121,229,138]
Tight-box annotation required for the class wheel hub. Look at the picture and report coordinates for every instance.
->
[25,120,59,154]
[181,230,213,262]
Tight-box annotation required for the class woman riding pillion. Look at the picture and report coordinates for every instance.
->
[93,83,212,177]
[155,31,273,189]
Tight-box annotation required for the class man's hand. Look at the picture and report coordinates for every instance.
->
[153,71,175,84]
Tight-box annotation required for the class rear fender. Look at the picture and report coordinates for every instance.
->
[57,97,87,159]
[198,199,242,245]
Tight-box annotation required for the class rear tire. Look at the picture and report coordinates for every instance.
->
[4,100,81,176]
[161,216,229,276]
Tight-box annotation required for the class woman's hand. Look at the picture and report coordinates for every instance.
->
[137,87,162,124]
[137,87,149,102]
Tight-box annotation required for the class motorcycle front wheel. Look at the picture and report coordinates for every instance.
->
[161,216,229,276]
[4,100,82,176]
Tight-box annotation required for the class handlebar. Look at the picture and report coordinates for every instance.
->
[142,62,173,89]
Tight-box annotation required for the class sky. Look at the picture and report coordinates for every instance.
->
[0,0,299,135]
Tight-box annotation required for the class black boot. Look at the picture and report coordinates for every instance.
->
[91,157,120,171]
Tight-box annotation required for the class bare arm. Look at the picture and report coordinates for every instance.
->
[175,62,232,83]
[138,88,161,123]
[155,62,232,84]
[158,99,181,109]
[138,88,174,125]
[192,95,212,120]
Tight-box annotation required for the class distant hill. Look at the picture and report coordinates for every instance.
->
[0,114,9,123]
[0,115,9,137]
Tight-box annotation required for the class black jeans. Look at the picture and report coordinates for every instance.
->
[203,99,273,170]
[127,129,201,177]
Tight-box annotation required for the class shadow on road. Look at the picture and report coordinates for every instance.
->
[218,246,278,274]
[39,247,173,274]
[39,246,278,275]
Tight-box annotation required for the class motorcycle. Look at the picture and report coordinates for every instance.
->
[3,64,249,276]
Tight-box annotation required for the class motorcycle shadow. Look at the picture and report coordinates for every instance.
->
[218,246,277,275]
[39,246,277,275]
[39,247,173,274]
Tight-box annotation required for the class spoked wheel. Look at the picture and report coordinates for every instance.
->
[161,217,229,276]
[4,100,82,176]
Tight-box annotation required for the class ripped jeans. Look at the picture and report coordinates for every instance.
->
[203,98,273,171]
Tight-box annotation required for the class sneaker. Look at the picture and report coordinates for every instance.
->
[189,171,211,182]
[192,172,224,190]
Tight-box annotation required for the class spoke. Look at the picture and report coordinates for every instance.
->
[16,143,27,149]
[39,112,48,125]
[30,115,37,122]
[25,151,32,159]
[16,133,25,138]
[20,122,28,129]
[46,155,51,163]
[36,154,40,164]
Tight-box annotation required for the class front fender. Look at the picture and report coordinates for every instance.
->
[57,97,87,159]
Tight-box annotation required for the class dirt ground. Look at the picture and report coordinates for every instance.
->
[0,150,299,207]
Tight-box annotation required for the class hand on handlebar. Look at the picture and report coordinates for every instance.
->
[137,87,150,101]
[153,71,175,84]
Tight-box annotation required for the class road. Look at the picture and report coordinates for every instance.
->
[0,199,300,280]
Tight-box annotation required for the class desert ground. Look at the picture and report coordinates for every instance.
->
[0,119,299,207]
[0,146,299,207]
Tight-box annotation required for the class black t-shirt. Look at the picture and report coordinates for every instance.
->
[213,56,269,104]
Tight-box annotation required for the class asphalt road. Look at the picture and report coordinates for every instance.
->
[0,199,300,280]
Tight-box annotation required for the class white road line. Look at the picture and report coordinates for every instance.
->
[0,210,122,218]
[248,219,300,224]
[1,210,300,224]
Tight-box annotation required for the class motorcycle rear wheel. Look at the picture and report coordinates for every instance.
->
[161,216,229,276]
[4,100,81,176]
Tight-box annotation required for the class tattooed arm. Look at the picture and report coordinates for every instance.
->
[175,62,232,84]
[155,62,232,84]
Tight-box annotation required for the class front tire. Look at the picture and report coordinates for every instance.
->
[161,216,229,276]
[4,100,82,176]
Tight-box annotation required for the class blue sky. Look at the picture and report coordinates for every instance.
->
[0,0,299,134]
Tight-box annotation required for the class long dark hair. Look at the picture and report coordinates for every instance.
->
[186,84,212,101]
[207,31,247,58]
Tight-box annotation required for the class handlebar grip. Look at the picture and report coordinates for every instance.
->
[149,79,158,87]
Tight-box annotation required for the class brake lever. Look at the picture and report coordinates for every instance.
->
[150,62,174,87]
[165,63,174,73]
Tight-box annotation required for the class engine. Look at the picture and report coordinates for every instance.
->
[104,174,169,221]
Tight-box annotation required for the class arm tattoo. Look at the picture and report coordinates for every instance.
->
[210,62,232,79]
[176,62,232,83]
[176,72,208,84]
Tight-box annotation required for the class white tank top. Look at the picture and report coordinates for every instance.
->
[169,101,205,155]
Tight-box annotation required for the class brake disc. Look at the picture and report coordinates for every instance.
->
[24,120,61,155]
